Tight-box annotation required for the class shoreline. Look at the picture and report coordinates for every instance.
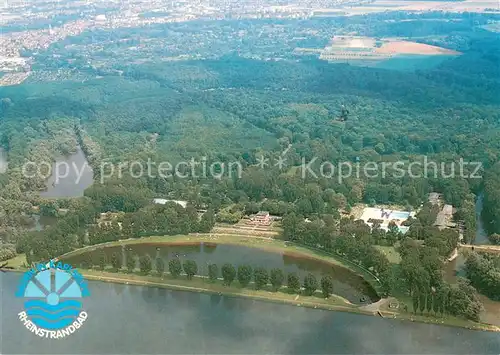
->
[4,234,500,333]
[82,270,360,311]
[4,267,499,333]
[56,233,384,294]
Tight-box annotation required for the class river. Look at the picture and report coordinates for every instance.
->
[40,147,93,198]
[1,272,499,354]
[443,191,500,325]
[0,146,7,174]
[473,193,500,324]
[474,193,490,245]
[28,215,58,232]
[63,242,379,305]
[446,191,491,278]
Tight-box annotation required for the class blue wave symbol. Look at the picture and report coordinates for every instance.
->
[25,300,82,330]
[26,308,81,320]
[24,300,81,311]
[29,317,75,330]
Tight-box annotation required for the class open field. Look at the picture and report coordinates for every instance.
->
[391,0,499,12]
[212,219,283,237]
[3,253,26,268]
[375,41,461,55]
[212,226,281,237]
[321,36,461,62]
[322,0,500,15]
[375,245,402,264]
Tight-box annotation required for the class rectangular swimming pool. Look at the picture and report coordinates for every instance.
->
[390,211,410,219]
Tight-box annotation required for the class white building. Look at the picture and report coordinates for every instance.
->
[359,207,415,234]
[153,199,187,208]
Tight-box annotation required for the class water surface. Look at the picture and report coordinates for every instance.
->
[475,193,490,245]
[0,147,7,174]
[1,272,499,354]
[64,242,379,304]
[40,147,93,198]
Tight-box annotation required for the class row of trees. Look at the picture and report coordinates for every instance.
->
[410,279,483,320]
[465,252,500,301]
[81,250,199,278]
[405,203,459,258]
[483,162,500,238]
[80,251,338,298]
[388,200,485,322]
[397,238,483,321]
[17,199,216,263]
[488,234,500,245]
[86,204,215,246]
[282,213,391,278]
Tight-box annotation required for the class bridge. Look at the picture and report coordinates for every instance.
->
[459,244,500,254]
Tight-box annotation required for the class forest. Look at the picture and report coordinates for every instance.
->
[483,162,500,239]
[465,252,500,301]
[1,12,500,322]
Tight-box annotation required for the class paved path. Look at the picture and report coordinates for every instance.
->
[448,248,458,262]
[359,297,393,313]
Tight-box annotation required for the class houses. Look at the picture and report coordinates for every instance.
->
[249,211,271,226]
[434,204,455,230]
[152,199,207,217]
[428,192,441,205]
[153,199,188,208]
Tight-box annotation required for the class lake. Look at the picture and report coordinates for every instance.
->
[63,242,379,305]
[40,147,93,198]
[0,146,7,173]
[1,272,499,354]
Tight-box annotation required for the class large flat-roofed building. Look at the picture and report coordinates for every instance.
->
[359,207,415,234]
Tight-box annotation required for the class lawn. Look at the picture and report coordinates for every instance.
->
[375,245,402,264]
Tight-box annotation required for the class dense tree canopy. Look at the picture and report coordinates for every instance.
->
[0,12,498,324]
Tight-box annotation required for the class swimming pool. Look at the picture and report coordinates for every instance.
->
[398,226,410,234]
[390,211,410,219]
